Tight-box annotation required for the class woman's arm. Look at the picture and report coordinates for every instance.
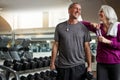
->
[98,24,120,49]
[81,21,98,33]
[110,24,120,49]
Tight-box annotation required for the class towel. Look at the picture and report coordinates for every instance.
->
[107,22,120,37]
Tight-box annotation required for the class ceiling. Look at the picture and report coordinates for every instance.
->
[0,0,119,10]
[0,0,71,11]
[0,0,120,32]
[0,0,119,21]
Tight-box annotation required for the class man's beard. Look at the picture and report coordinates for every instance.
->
[71,15,78,19]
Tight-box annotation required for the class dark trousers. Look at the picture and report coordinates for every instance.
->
[97,63,120,80]
[56,64,86,80]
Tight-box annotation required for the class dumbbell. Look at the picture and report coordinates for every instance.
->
[33,58,43,68]
[50,70,57,78]
[4,59,22,71]
[41,70,57,80]
[27,74,35,80]
[34,73,44,80]
[40,71,51,80]
[20,76,28,80]
[13,60,22,71]
[3,60,13,68]
[44,56,51,66]
[39,57,49,67]
[40,71,46,78]
[45,70,51,77]
[44,76,51,80]
[86,71,94,80]
[50,70,57,80]
[27,59,37,69]
[20,59,30,70]
[51,77,56,80]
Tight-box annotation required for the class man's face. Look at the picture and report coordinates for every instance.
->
[68,4,81,19]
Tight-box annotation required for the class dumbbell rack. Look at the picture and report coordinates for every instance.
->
[18,66,49,75]
[0,64,50,80]
[0,65,20,80]
[3,56,53,80]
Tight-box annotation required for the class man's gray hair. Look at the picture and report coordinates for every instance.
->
[68,2,80,9]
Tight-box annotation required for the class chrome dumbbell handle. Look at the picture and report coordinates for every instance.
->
[0,65,20,80]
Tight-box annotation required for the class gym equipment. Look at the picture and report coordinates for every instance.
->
[7,38,33,60]
[86,71,94,80]
[27,74,35,80]
[27,59,37,69]
[34,73,44,80]
[39,56,50,67]
[0,36,12,60]
[0,65,20,80]
[85,68,96,80]
[13,38,33,59]
[20,76,28,80]
[33,58,43,68]
[20,59,30,70]
[13,60,22,71]
[50,70,57,78]
[3,59,13,68]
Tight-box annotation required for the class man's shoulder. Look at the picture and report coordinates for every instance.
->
[58,21,67,25]
[56,21,67,27]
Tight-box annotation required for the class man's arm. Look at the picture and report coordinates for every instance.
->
[84,42,92,72]
[50,41,59,70]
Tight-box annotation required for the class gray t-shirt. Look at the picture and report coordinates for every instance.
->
[54,21,91,68]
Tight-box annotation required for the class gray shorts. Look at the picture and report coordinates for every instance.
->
[56,64,86,80]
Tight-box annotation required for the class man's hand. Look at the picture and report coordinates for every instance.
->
[50,63,56,70]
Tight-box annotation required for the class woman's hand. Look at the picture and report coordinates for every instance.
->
[98,36,112,44]
[90,23,100,29]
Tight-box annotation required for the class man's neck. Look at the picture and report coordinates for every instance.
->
[68,19,79,25]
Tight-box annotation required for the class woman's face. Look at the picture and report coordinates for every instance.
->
[98,9,107,21]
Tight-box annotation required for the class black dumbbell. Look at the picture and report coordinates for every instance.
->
[34,73,44,80]
[39,57,49,67]
[27,74,35,80]
[3,60,13,68]
[27,59,37,69]
[44,56,50,66]
[86,71,94,80]
[45,70,51,77]
[50,70,57,78]
[20,76,28,80]
[40,71,51,80]
[33,58,43,68]
[13,60,22,71]
[44,76,51,80]
[20,59,30,70]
